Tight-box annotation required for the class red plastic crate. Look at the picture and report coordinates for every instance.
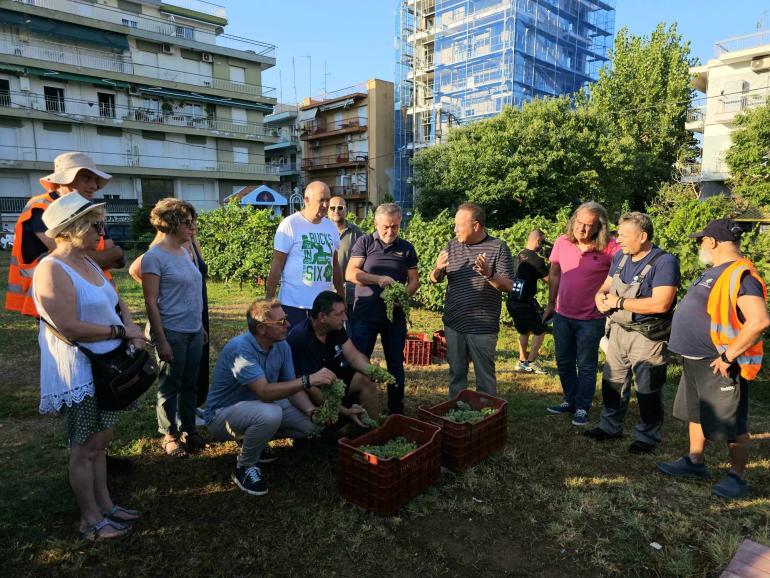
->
[432,330,447,360]
[337,415,442,514]
[404,332,432,366]
[416,389,507,471]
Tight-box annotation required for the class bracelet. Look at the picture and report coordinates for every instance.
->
[720,351,733,364]
[618,298,626,310]
[109,325,116,339]
[301,374,311,391]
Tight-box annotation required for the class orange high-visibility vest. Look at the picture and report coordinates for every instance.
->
[5,193,114,317]
[707,258,767,380]
[5,192,57,316]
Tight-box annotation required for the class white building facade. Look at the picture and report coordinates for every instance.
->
[0,0,279,237]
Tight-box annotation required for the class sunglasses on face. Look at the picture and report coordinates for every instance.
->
[329,206,345,212]
[91,221,105,235]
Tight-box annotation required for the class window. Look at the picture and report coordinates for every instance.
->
[42,121,71,132]
[183,102,202,117]
[142,97,160,113]
[230,107,247,125]
[175,25,194,40]
[97,92,115,118]
[185,134,206,145]
[44,86,65,113]
[232,145,248,164]
[0,79,9,107]
[121,18,138,28]
[142,130,165,141]
[97,126,122,137]
[229,66,246,84]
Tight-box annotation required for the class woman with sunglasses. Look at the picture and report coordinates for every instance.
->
[142,198,206,457]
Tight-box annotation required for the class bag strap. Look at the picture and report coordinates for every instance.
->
[636,250,667,283]
[613,254,629,277]
[39,316,100,360]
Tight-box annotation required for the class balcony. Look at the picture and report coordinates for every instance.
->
[301,153,368,171]
[0,91,277,140]
[685,107,705,132]
[266,161,300,175]
[331,185,368,198]
[0,34,276,98]
[10,0,275,59]
[720,90,770,116]
[0,144,279,177]
[679,162,701,183]
[299,117,368,140]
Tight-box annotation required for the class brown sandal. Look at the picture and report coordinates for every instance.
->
[163,438,188,458]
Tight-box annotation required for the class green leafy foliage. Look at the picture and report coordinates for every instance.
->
[401,211,455,312]
[129,205,155,249]
[381,281,411,323]
[364,364,396,386]
[725,100,770,208]
[359,436,418,459]
[196,201,279,288]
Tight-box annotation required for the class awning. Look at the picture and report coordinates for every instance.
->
[28,68,130,89]
[0,9,129,51]
[0,63,25,75]
[138,87,273,112]
[297,107,318,122]
[319,98,354,112]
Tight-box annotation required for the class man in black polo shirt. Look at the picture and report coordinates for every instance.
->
[346,203,419,415]
[287,291,380,424]
[506,229,550,374]
[431,203,513,398]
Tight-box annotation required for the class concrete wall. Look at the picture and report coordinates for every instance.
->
[367,78,395,205]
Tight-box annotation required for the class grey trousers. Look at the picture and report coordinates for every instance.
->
[156,328,204,436]
[599,324,668,444]
[445,326,498,398]
[207,398,313,468]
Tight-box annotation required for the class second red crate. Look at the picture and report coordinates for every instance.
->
[404,332,432,365]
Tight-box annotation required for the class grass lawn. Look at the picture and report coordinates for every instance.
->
[1,251,769,577]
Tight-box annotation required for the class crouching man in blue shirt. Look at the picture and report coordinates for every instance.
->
[204,299,337,496]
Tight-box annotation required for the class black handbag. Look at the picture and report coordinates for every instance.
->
[42,318,158,411]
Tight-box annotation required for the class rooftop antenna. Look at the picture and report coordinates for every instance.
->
[759,10,768,29]
[322,60,331,97]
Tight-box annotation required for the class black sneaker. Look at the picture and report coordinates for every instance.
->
[257,446,278,464]
[629,440,656,455]
[232,465,269,496]
[583,427,623,441]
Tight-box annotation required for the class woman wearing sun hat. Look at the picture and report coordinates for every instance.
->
[5,152,124,317]
[32,193,145,541]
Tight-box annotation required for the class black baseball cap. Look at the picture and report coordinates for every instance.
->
[688,218,743,242]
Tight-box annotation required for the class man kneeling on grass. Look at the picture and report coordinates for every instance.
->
[287,291,380,431]
[204,299,338,496]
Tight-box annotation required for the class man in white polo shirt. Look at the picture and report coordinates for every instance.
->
[265,181,344,328]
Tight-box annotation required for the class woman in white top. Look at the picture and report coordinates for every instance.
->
[33,193,145,541]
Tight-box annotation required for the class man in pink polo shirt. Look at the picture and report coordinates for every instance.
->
[543,202,620,426]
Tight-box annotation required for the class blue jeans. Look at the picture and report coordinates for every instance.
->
[552,313,605,412]
[352,318,407,414]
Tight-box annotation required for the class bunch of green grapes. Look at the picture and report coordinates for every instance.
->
[364,364,396,385]
[350,404,379,429]
[381,281,410,323]
[444,401,496,424]
[311,379,346,433]
[359,436,418,459]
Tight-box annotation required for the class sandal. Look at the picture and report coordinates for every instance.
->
[80,518,131,541]
[163,438,188,458]
[182,431,208,453]
[103,505,141,523]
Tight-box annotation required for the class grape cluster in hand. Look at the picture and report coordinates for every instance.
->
[381,282,410,323]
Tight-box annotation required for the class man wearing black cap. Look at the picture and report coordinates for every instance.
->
[657,219,769,499]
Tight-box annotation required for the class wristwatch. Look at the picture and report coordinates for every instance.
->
[720,352,733,364]
[301,374,311,391]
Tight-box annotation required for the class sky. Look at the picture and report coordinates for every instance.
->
[223,1,770,103]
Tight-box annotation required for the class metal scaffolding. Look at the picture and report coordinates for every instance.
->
[394,0,616,208]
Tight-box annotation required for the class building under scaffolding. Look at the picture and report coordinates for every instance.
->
[394,0,616,208]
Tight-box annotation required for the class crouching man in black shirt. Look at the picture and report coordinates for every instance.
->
[287,291,380,426]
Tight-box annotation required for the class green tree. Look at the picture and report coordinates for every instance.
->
[725,100,770,207]
[591,23,695,210]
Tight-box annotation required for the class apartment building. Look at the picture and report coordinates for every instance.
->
[0,0,278,236]
[299,79,394,217]
[263,103,301,199]
[684,30,770,197]
[394,0,616,207]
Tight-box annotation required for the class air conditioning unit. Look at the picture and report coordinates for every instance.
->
[751,56,770,72]
[162,43,174,55]
[128,84,140,95]
[201,53,213,63]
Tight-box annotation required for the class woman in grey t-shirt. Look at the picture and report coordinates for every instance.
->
[142,198,205,457]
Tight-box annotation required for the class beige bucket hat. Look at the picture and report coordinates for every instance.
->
[43,193,106,239]
[39,152,112,192]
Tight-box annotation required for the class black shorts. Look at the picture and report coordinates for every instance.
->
[507,299,547,335]
[672,357,749,441]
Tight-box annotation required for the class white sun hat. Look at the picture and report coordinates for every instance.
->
[43,193,106,239]
[39,152,112,192]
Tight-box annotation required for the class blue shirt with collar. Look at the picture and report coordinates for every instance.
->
[349,232,418,323]
[204,332,295,423]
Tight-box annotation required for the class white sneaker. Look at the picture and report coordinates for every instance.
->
[515,361,533,373]
[527,361,547,375]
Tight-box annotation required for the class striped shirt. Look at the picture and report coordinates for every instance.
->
[442,234,514,334]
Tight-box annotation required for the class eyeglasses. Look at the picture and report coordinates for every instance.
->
[260,316,289,326]
[329,206,345,212]
[91,221,105,235]
[180,218,195,227]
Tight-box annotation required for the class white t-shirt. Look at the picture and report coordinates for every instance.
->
[274,212,340,309]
